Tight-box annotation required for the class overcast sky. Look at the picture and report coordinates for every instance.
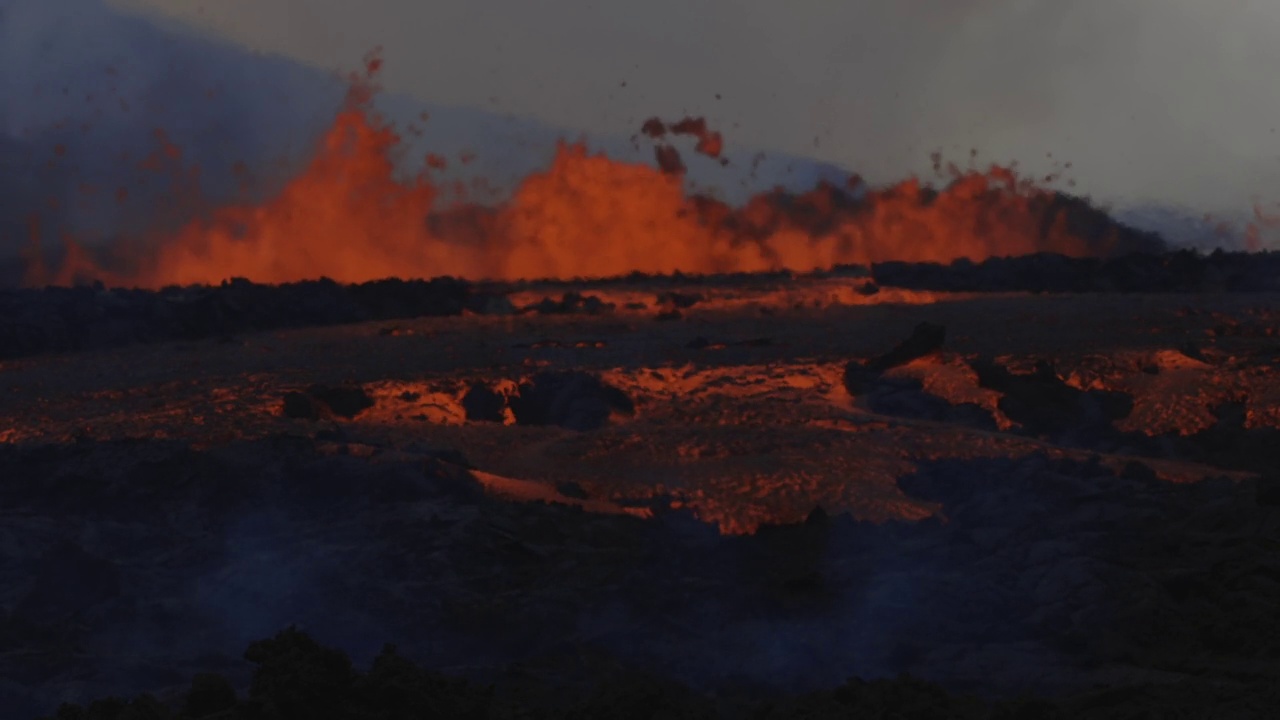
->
[89,0,1280,222]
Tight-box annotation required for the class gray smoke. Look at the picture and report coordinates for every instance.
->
[0,0,354,268]
[0,0,849,285]
[111,0,1280,238]
[8,0,1265,286]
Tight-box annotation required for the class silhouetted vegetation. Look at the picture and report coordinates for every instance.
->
[39,626,1280,720]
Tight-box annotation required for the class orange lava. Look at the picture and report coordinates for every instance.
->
[34,52,1154,289]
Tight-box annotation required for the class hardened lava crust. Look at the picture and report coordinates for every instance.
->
[2,260,1279,718]
[4,249,1280,362]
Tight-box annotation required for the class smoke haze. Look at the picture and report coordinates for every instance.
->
[0,0,848,276]
[3,0,1279,280]
[110,0,1280,223]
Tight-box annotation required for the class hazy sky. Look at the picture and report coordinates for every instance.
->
[85,0,1280,222]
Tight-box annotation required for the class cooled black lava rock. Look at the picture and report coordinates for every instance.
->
[861,376,998,429]
[282,384,376,420]
[525,292,614,315]
[556,481,590,499]
[971,359,1132,438]
[282,392,323,420]
[461,382,507,422]
[1255,475,1280,507]
[657,291,703,309]
[465,292,516,315]
[13,541,121,625]
[844,322,946,395]
[347,276,471,317]
[508,371,634,431]
[871,250,1280,294]
[7,251,1280,362]
[0,276,475,361]
[748,506,833,603]
[1119,460,1160,483]
[10,436,1280,719]
[868,322,946,373]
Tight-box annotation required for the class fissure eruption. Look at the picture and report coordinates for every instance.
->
[28,51,1162,289]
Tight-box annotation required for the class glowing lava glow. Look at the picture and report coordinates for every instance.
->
[34,53,1159,289]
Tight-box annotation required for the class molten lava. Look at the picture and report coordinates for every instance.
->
[33,52,1160,289]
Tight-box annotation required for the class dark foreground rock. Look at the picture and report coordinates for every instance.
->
[460,382,508,423]
[844,321,947,395]
[281,385,376,421]
[842,323,999,427]
[1,434,1278,718]
[972,358,1134,439]
[509,371,635,430]
[462,371,635,430]
[867,322,946,374]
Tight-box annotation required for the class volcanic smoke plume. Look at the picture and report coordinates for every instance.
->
[29,52,1162,289]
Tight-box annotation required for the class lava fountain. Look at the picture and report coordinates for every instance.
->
[31,51,1162,289]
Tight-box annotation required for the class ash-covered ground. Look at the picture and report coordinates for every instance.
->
[2,254,1280,718]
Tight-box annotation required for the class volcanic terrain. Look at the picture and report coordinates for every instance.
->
[4,49,1280,719]
[2,251,1280,718]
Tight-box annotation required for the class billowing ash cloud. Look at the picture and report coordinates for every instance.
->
[5,0,1247,290]
[0,0,349,272]
[113,0,1280,235]
[0,0,853,286]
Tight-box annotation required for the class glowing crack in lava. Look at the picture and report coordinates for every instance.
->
[37,52,1160,288]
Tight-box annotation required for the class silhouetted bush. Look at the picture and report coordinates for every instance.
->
[39,627,1280,719]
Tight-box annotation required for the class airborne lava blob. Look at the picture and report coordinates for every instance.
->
[35,52,1161,289]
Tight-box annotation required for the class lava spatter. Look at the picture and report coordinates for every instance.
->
[34,51,1161,289]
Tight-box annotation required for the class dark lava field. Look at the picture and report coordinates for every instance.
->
[2,252,1279,719]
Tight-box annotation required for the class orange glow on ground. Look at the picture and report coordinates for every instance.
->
[32,52,1153,289]
[2,289,1275,534]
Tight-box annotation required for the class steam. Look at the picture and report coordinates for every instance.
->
[115,0,1280,246]
[0,0,347,271]
[0,0,848,284]
[4,0,1273,285]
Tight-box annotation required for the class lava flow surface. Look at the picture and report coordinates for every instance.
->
[4,263,1280,718]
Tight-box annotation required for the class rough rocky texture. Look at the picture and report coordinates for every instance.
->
[5,249,1280,362]
[872,249,1280,294]
[281,385,377,421]
[8,438,1280,718]
[508,371,635,431]
[0,277,472,361]
[4,275,1280,717]
[844,321,947,396]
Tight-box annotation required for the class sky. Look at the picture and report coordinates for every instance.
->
[105,0,1280,224]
